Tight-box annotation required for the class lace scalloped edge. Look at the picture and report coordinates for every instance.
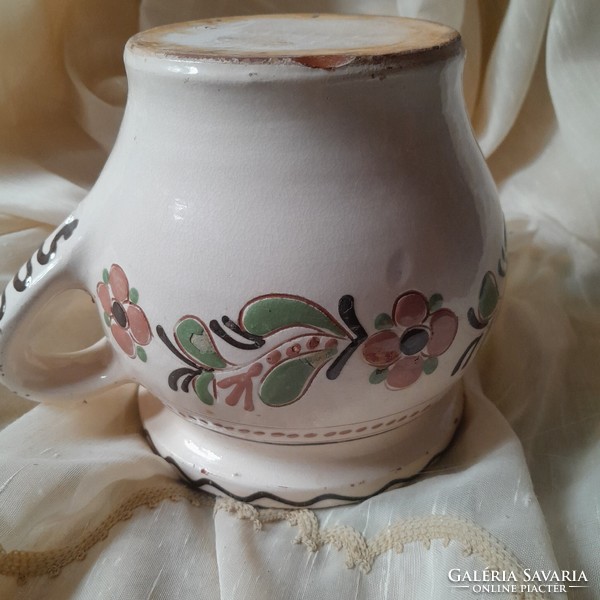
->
[0,483,545,600]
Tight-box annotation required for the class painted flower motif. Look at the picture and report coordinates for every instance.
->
[97,264,152,361]
[362,291,458,390]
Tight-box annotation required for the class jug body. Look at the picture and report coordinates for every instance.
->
[0,15,506,505]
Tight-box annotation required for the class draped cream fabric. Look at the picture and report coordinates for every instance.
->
[1,1,599,598]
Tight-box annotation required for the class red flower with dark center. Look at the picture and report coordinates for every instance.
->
[362,291,458,390]
[97,264,152,360]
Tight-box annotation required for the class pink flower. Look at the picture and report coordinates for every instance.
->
[362,291,458,390]
[97,264,152,360]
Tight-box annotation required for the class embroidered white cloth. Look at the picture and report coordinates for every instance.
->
[1,1,599,599]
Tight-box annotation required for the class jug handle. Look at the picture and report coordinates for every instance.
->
[0,215,126,402]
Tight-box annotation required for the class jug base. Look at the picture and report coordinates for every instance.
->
[138,384,464,508]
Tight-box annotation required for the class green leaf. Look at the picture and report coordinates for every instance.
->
[103,312,111,327]
[175,317,227,369]
[136,346,147,362]
[423,357,438,375]
[259,348,337,407]
[102,268,109,284]
[428,293,443,312]
[374,313,394,330]
[241,295,346,337]
[478,271,499,321]
[194,371,215,405]
[129,287,139,304]
[369,368,388,384]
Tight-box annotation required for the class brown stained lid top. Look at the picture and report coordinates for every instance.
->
[127,14,461,69]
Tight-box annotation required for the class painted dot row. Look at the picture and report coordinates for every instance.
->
[173,403,432,441]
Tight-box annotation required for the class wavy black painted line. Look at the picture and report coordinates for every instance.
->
[0,218,79,322]
[12,259,34,293]
[12,219,79,292]
[143,428,449,508]
[36,218,79,266]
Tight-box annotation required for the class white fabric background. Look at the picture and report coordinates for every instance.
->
[1,1,599,598]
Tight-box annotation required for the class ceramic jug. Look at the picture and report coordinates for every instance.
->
[0,14,506,506]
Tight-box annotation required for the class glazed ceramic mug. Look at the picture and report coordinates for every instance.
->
[0,14,505,507]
